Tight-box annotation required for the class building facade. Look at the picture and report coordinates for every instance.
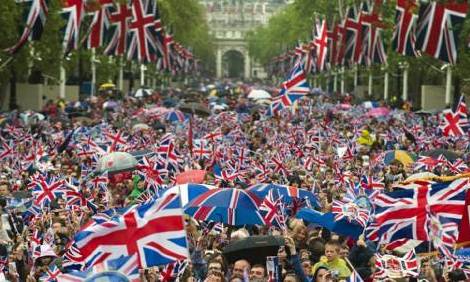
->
[200,0,288,79]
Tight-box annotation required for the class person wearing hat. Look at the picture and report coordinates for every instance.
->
[26,245,57,282]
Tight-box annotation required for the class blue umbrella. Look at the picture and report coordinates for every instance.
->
[296,208,363,239]
[185,188,265,226]
[165,110,187,123]
[162,184,215,207]
[247,183,320,208]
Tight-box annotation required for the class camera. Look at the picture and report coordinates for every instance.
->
[330,270,339,279]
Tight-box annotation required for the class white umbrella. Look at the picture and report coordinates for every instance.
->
[248,89,271,100]
[255,99,272,105]
[134,88,152,98]
[132,123,151,131]
[212,104,226,111]
[98,152,138,173]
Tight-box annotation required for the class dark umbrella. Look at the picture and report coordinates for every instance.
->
[179,102,210,116]
[223,235,284,265]
[421,149,460,161]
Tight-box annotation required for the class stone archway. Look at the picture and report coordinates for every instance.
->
[223,50,244,78]
[216,45,251,79]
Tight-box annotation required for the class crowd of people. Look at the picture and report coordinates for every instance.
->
[0,81,468,282]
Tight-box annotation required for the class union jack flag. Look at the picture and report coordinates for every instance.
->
[332,200,369,228]
[84,0,114,49]
[0,142,13,160]
[73,193,188,268]
[127,0,157,63]
[104,2,132,56]
[160,260,188,282]
[414,155,441,171]
[6,0,48,54]
[360,1,387,65]
[260,190,286,230]
[360,175,384,190]
[372,178,468,243]
[277,62,310,108]
[39,264,62,282]
[31,175,66,207]
[416,1,468,64]
[392,0,418,57]
[446,158,468,174]
[374,249,419,279]
[440,95,469,137]
[343,6,362,65]
[61,0,85,54]
[313,18,328,72]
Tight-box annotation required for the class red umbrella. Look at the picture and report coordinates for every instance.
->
[367,107,390,117]
[175,170,207,184]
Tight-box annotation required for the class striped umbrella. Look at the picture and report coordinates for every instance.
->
[247,183,320,208]
[165,110,187,123]
[185,188,265,226]
[162,184,215,207]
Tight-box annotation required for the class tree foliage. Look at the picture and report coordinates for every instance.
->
[0,0,214,87]
[247,0,470,101]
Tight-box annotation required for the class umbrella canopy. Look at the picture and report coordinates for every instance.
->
[98,152,138,173]
[247,89,271,100]
[421,149,460,161]
[367,107,390,117]
[165,110,187,123]
[185,188,264,226]
[296,208,363,239]
[384,150,417,166]
[179,102,211,116]
[132,123,150,131]
[144,106,170,117]
[99,83,116,90]
[175,170,207,184]
[134,88,152,98]
[223,235,284,265]
[129,149,154,161]
[405,172,437,182]
[247,184,320,208]
[162,184,215,207]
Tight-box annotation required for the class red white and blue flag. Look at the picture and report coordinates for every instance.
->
[7,0,48,54]
[73,193,188,269]
[104,2,132,56]
[372,178,469,243]
[416,1,468,64]
[61,0,85,54]
[440,95,469,137]
[84,0,114,49]
[127,0,157,63]
[392,0,418,57]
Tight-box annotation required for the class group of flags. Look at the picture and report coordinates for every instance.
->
[7,0,196,74]
[268,0,468,78]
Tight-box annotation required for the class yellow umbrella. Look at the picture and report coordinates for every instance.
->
[99,83,116,90]
[384,150,417,166]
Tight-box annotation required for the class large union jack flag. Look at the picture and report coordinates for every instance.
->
[7,0,48,54]
[84,0,114,49]
[73,193,188,269]
[127,0,157,63]
[392,0,418,57]
[61,0,85,54]
[372,178,469,243]
[416,1,468,64]
[103,2,132,56]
